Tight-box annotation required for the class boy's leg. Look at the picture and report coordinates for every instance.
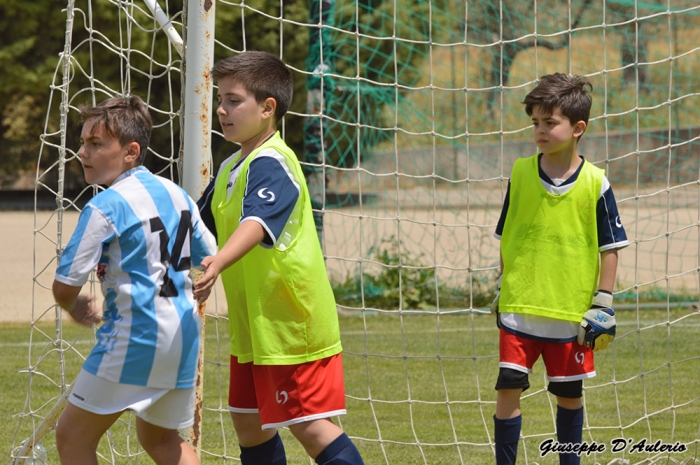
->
[55,402,122,465]
[130,378,201,464]
[496,329,541,465]
[289,418,364,464]
[231,412,286,464]
[555,402,584,465]
[543,337,591,465]
[231,411,279,446]
[551,382,584,465]
[494,387,523,465]
[229,356,287,464]
[136,417,200,465]
[246,353,362,464]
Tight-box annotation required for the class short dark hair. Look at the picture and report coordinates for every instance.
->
[79,95,152,164]
[523,73,593,138]
[211,51,293,122]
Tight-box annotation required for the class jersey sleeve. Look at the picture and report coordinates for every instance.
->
[196,178,217,243]
[241,151,300,248]
[597,176,630,251]
[494,180,511,240]
[55,204,117,286]
[188,196,218,267]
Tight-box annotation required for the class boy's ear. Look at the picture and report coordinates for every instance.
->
[124,141,140,163]
[573,120,587,138]
[262,97,277,120]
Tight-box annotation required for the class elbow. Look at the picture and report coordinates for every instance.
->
[52,280,79,311]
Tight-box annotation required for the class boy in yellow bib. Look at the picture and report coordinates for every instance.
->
[194,52,364,465]
[491,73,629,465]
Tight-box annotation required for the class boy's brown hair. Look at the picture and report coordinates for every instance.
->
[523,73,593,139]
[79,95,153,164]
[211,51,293,123]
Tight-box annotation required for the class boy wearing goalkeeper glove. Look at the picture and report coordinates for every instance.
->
[193,52,364,465]
[491,73,629,465]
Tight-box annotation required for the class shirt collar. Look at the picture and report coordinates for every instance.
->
[112,165,148,185]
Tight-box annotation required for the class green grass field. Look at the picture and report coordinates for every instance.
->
[6,308,700,464]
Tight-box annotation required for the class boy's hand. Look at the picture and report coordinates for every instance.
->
[578,290,616,351]
[193,256,221,304]
[69,295,102,327]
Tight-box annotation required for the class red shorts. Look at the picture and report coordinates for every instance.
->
[499,328,596,382]
[228,353,347,429]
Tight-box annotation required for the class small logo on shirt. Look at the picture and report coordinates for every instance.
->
[275,390,288,404]
[96,264,107,282]
[258,188,276,202]
[72,393,85,401]
[575,352,585,365]
[615,216,622,228]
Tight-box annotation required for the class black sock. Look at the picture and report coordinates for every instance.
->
[494,415,521,465]
[556,405,583,465]
[239,432,286,465]
[315,433,364,465]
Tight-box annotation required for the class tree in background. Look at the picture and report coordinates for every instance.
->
[0,1,66,187]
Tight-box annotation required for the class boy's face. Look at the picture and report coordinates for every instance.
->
[216,77,275,148]
[531,105,586,157]
[78,120,139,186]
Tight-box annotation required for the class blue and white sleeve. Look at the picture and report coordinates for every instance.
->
[241,150,300,248]
[597,176,630,251]
[55,204,116,286]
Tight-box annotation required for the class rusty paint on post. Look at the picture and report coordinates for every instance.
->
[180,0,216,454]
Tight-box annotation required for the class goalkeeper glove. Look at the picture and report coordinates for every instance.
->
[490,275,502,327]
[577,290,616,352]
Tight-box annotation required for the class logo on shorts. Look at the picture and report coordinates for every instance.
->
[575,351,585,365]
[72,393,85,402]
[275,390,288,404]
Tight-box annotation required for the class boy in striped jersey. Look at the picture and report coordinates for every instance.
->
[52,95,216,465]
[491,74,629,465]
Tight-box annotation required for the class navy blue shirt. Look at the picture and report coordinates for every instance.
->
[495,155,629,251]
[198,149,300,247]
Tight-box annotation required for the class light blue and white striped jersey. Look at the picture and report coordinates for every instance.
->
[55,167,217,389]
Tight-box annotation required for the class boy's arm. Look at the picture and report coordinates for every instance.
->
[598,248,618,293]
[52,280,101,327]
[192,220,266,303]
[577,248,619,351]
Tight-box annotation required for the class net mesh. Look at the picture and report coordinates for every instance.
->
[11,0,700,463]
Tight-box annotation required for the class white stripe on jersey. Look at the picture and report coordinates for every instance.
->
[112,177,184,388]
[55,167,215,389]
[255,148,302,194]
[55,207,116,286]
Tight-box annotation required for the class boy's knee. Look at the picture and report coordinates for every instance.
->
[496,367,530,392]
[548,380,583,399]
[289,418,343,457]
[54,419,72,455]
[55,415,95,460]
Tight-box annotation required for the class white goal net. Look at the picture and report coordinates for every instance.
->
[11,0,700,464]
